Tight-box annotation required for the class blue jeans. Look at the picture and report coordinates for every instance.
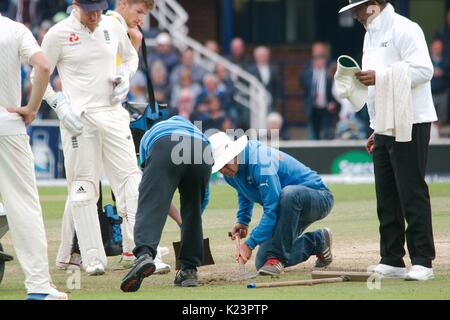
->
[255,185,334,269]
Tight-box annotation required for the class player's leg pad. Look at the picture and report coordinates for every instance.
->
[69,180,107,269]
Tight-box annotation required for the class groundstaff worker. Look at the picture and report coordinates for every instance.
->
[339,0,437,280]
[209,132,334,276]
[121,116,212,291]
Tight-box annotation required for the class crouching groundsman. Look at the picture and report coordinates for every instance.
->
[121,116,212,291]
[209,132,334,275]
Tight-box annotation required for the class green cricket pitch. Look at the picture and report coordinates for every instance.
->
[0,183,449,300]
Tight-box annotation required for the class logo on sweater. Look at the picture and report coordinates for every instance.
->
[69,33,80,43]
[381,41,389,48]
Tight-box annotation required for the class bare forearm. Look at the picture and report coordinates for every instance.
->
[168,203,182,226]
[29,52,50,112]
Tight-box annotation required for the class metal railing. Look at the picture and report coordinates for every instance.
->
[150,0,271,129]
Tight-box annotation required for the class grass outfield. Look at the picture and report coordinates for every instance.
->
[0,183,449,300]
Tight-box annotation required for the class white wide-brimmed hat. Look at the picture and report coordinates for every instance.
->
[334,55,368,112]
[209,132,248,173]
[338,0,370,14]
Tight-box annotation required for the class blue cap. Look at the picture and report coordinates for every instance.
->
[75,0,108,12]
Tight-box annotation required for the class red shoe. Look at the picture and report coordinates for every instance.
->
[258,258,284,275]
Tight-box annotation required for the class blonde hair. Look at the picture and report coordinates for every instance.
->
[117,0,155,10]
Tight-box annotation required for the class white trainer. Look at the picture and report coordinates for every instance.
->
[373,264,407,279]
[406,265,434,281]
[119,252,136,269]
[27,287,68,300]
[154,246,171,274]
[85,261,105,276]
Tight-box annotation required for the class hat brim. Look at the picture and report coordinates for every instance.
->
[338,0,370,14]
[78,1,108,12]
[212,135,248,173]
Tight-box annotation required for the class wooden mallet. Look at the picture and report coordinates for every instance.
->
[247,276,349,289]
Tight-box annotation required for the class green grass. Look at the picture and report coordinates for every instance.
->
[1,183,449,300]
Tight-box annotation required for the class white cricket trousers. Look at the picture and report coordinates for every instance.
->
[0,135,53,294]
[58,107,141,267]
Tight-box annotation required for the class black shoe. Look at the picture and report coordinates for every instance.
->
[174,269,198,287]
[120,254,155,292]
[314,228,333,268]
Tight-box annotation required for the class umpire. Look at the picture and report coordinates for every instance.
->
[121,116,212,291]
[339,0,437,280]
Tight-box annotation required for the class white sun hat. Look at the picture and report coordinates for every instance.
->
[334,55,368,112]
[209,132,248,173]
[338,0,370,14]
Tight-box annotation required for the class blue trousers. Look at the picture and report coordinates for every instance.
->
[255,185,334,269]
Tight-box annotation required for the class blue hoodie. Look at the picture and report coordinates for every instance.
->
[139,116,210,213]
[224,140,327,249]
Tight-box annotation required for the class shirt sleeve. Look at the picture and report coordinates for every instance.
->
[395,22,434,88]
[201,183,210,215]
[245,162,281,249]
[114,19,138,76]
[236,192,254,226]
[36,28,61,101]
[16,23,42,64]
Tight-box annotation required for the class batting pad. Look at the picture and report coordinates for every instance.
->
[70,180,107,268]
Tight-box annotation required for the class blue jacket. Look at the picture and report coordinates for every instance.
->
[224,141,327,249]
[139,116,210,213]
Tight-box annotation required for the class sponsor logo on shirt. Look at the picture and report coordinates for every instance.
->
[69,33,81,46]
[381,41,389,47]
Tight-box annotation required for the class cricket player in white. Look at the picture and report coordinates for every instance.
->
[0,13,67,299]
[38,0,140,275]
[54,0,173,274]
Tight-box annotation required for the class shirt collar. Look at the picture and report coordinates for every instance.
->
[366,3,395,34]
[69,10,102,33]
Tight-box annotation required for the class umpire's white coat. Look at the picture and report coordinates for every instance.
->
[362,3,438,129]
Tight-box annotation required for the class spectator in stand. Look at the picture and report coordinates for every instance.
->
[176,88,195,120]
[247,46,279,113]
[170,47,206,87]
[264,112,288,142]
[300,42,338,140]
[205,40,220,54]
[202,96,234,133]
[32,0,68,29]
[147,32,180,76]
[129,70,148,103]
[195,73,229,114]
[170,68,202,110]
[37,19,53,45]
[430,38,450,131]
[150,60,170,105]
[228,37,250,69]
[215,64,238,122]
[436,9,450,65]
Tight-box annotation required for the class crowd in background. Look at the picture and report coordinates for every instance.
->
[2,0,450,140]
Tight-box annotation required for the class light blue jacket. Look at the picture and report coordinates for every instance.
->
[224,140,327,249]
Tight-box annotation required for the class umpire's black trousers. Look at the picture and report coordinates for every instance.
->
[133,136,212,270]
[373,123,435,268]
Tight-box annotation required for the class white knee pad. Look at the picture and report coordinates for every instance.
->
[70,180,107,269]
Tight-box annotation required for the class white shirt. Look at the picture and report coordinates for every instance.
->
[257,64,270,86]
[40,12,139,113]
[0,13,42,136]
[362,4,437,129]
